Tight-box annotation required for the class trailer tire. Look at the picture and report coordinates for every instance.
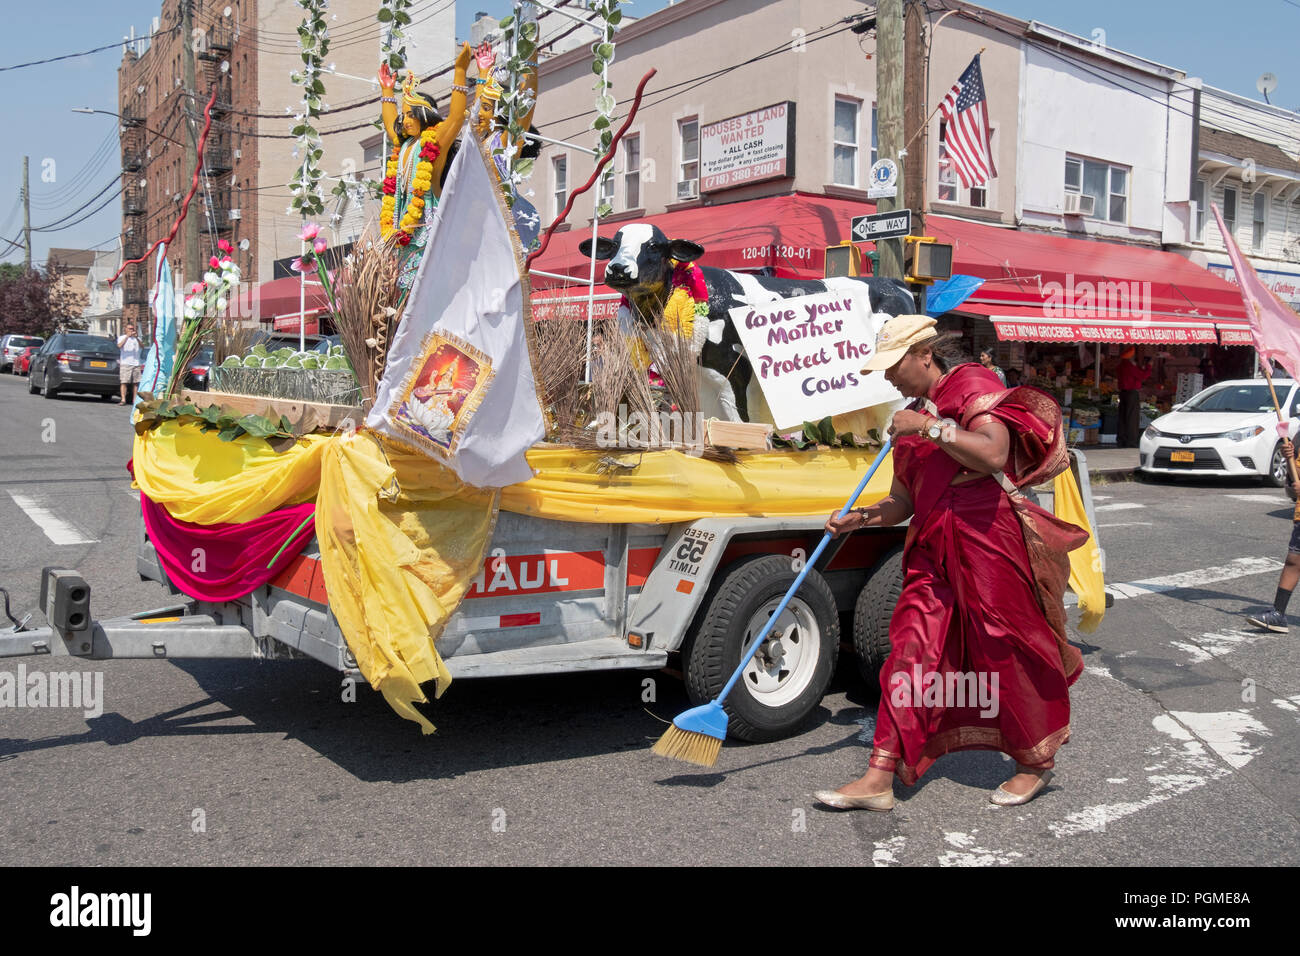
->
[685,554,839,742]
[853,545,904,687]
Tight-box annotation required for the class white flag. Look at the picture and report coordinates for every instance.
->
[367,127,547,487]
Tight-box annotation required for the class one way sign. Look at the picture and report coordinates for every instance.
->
[851,209,912,242]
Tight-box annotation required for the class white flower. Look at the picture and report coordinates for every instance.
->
[216,297,227,310]
[204,272,220,285]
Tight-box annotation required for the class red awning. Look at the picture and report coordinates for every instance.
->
[252,276,331,321]
[529,192,879,283]
[927,215,1248,343]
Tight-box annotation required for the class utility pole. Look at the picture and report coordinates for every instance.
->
[21,156,31,272]
[181,0,199,290]
[902,0,927,311]
[874,0,905,280]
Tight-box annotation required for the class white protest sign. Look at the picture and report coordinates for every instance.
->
[730,286,901,431]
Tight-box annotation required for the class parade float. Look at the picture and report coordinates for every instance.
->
[91,1,1106,738]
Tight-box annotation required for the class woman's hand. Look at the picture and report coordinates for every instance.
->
[825,510,866,538]
[888,409,930,439]
[378,63,395,92]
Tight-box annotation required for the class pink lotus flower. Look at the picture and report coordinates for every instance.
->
[216,239,233,254]
[313,238,327,254]
[298,222,320,241]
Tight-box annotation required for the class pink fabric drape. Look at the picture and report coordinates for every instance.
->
[130,458,317,602]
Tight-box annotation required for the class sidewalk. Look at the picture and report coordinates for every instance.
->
[1073,443,1138,480]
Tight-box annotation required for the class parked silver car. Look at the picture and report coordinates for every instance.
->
[1,334,45,373]
[27,333,120,400]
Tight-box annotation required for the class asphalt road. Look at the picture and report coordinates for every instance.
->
[1,370,1298,866]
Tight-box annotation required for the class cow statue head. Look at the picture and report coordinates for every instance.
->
[579,224,705,307]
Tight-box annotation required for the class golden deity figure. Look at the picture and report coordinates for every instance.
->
[377,42,474,290]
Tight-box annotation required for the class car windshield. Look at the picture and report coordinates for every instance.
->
[1182,384,1277,413]
[64,334,116,353]
[10,336,42,347]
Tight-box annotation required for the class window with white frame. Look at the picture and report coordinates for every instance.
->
[1253,192,1268,249]
[833,96,860,187]
[937,120,991,208]
[623,134,641,209]
[678,118,698,191]
[1064,155,1128,223]
[553,155,567,219]
[1192,178,1206,241]
[598,168,614,211]
[871,105,878,168]
[1223,185,1237,236]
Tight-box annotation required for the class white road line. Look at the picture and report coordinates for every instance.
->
[6,491,99,545]
[1091,494,1113,501]
[1109,556,1283,600]
[1095,502,1146,512]
[1098,521,1154,528]
[1224,494,1288,503]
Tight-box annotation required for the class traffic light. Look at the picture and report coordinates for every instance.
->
[824,241,863,277]
[904,236,954,284]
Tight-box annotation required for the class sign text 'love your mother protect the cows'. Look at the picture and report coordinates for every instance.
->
[730,288,896,431]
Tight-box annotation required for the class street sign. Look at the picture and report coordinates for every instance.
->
[851,209,912,242]
[866,158,898,199]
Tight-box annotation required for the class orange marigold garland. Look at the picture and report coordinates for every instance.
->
[381,125,441,246]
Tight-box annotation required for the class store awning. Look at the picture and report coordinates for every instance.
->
[928,215,1248,343]
[252,276,330,321]
[529,192,881,284]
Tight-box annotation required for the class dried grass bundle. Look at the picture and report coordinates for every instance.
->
[212,319,258,367]
[532,313,588,440]
[331,225,403,411]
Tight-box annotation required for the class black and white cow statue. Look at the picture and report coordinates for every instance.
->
[579,223,915,423]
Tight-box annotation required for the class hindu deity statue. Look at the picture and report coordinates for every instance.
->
[378,42,474,291]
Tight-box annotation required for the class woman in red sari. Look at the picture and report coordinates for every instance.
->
[815,315,1088,811]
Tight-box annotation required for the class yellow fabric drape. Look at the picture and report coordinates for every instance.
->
[1053,467,1106,633]
[314,434,497,734]
[501,443,895,523]
[133,420,328,524]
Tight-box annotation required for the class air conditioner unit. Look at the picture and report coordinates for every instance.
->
[229,209,241,220]
[677,179,698,201]
[234,149,241,159]
[1063,192,1094,216]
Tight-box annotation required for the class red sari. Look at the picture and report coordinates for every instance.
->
[870,363,1088,785]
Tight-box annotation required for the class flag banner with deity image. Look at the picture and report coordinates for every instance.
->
[367,125,547,488]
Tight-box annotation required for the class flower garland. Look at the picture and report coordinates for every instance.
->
[381,125,440,246]
[621,260,709,380]
[288,0,330,217]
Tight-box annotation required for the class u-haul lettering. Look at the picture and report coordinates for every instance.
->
[465,550,604,598]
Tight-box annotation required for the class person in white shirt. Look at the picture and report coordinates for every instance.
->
[117,323,143,404]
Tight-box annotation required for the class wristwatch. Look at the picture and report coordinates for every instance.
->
[925,416,943,440]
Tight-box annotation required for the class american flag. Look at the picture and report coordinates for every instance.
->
[938,55,997,188]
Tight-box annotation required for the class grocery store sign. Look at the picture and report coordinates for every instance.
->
[700,102,795,193]
[730,287,899,430]
[992,321,1217,344]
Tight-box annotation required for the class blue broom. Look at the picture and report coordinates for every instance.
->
[652,438,894,766]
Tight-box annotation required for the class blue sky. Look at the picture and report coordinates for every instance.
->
[0,0,1293,270]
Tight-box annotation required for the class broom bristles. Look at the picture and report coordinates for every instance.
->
[651,724,723,768]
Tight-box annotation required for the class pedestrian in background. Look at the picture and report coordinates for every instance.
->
[979,348,1006,385]
[1116,347,1152,447]
[1248,438,1300,633]
[116,322,142,405]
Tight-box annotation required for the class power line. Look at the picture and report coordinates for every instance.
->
[0,22,177,72]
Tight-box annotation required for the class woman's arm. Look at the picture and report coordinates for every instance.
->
[378,64,398,145]
[825,477,913,537]
[431,43,475,196]
[890,408,1010,475]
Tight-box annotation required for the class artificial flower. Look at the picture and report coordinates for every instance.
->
[217,239,233,253]
[313,238,327,254]
[298,222,321,241]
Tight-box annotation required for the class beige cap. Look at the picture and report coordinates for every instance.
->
[861,314,939,373]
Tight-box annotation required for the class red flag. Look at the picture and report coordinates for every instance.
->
[1211,202,1300,380]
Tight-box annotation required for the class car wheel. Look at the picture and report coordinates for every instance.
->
[1266,442,1290,487]
[42,372,58,399]
[684,554,840,742]
[853,546,904,687]
[28,370,39,393]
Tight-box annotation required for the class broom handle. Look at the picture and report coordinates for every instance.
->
[715,438,894,706]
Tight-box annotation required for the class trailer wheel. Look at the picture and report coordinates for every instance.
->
[853,545,904,687]
[685,554,839,742]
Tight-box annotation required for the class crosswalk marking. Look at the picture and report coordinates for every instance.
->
[1109,556,1283,600]
[6,491,99,545]
[1096,502,1145,512]
[1224,494,1288,503]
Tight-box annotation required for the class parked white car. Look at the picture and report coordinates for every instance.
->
[1139,379,1298,486]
